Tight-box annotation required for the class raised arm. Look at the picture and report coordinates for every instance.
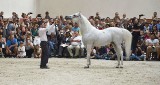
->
[46,23,55,32]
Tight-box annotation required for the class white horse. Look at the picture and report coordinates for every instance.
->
[69,13,132,68]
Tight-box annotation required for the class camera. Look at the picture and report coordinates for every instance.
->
[152,45,155,48]
[139,14,144,17]
[28,12,33,15]
[37,14,42,18]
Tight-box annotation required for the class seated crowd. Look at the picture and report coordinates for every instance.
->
[0,11,160,61]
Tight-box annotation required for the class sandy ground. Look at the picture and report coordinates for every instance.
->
[0,58,160,85]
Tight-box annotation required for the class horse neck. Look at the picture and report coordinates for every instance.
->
[79,15,93,35]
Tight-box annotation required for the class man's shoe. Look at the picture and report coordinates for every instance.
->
[40,66,50,69]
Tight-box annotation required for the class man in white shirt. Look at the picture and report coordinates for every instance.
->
[67,31,84,57]
[145,33,160,60]
[38,20,55,69]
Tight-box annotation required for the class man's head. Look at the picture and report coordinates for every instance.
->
[150,33,156,40]
[73,31,79,36]
[20,41,24,46]
[10,34,14,40]
[96,12,99,16]
[74,22,79,27]
[39,20,48,28]
[0,11,4,16]
[123,14,126,18]
[45,11,49,15]
[153,12,157,16]
[115,12,119,17]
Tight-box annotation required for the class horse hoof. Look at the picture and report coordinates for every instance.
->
[84,66,89,69]
[116,66,119,68]
[120,66,123,68]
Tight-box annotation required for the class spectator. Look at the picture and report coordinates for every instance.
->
[34,44,41,58]
[67,31,84,57]
[58,32,71,57]
[149,19,158,32]
[33,36,41,58]
[45,11,50,20]
[0,11,4,19]
[12,12,19,20]
[24,32,34,58]
[48,33,58,57]
[113,12,121,26]
[95,12,101,20]
[156,20,160,37]
[131,18,141,54]
[145,33,160,60]
[17,41,26,58]
[0,31,6,57]
[105,17,111,24]
[5,34,18,57]
[2,20,7,38]
[143,22,150,32]
[31,24,38,38]
[121,13,128,28]
[7,19,15,37]
[72,22,80,32]
[152,12,158,20]
[130,42,145,61]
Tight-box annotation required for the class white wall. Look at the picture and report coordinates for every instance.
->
[37,0,160,19]
[0,0,37,18]
[0,0,159,18]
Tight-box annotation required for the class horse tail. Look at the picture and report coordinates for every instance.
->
[122,29,132,60]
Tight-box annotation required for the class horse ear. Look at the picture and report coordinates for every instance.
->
[78,12,81,18]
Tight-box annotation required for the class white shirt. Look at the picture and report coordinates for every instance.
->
[17,46,26,56]
[71,36,82,46]
[33,36,41,45]
[38,24,55,41]
[47,24,56,35]
[146,39,159,45]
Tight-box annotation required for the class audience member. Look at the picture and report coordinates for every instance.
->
[17,41,26,58]
[145,33,160,60]
[67,31,84,57]
[5,34,18,57]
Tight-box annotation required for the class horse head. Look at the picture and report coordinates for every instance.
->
[68,12,82,23]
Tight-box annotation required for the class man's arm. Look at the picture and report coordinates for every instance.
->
[9,39,18,48]
[155,39,159,46]
[46,24,55,32]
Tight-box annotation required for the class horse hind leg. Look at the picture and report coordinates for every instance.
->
[113,43,123,68]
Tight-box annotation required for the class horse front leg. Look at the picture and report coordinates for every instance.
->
[84,45,92,68]
[116,46,123,68]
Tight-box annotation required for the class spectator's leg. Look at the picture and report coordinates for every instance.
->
[26,48,34,58]
[58,46,63,57]
[146,46,152,60]
[156,46,160,60]
[13,47,18,57]
[67,45,74,57]
[75,45,80,57]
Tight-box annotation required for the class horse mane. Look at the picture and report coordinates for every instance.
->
[80,14,92,26]
[79,13,98,35]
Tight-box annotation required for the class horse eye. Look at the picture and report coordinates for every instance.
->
[73,15,77,17]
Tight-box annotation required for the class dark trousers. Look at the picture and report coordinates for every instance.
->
[131,31,140,53]
[26,48,34,58]
[58,46,69,57]
[40,41,49,67]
